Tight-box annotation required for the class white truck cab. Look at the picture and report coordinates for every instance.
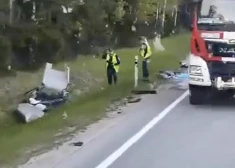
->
[189,34,235,104]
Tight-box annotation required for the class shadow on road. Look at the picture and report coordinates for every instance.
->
[208,97,235,107]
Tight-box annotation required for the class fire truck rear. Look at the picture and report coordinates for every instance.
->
[189,0,235,104]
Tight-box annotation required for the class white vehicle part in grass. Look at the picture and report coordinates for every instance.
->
[17,103,45,123]
[188,54,211,86]
[35,103,47,111]
[42,62,70,92]
[29,97,41,104]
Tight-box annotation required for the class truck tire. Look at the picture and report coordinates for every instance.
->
[189,85,210,105]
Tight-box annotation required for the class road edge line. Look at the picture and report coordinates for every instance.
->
[95,90,189,168]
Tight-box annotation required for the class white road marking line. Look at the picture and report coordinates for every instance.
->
[95,90,189,168]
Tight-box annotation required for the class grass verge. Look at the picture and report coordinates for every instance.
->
[0,33,190,167]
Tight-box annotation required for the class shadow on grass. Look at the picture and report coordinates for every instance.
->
[11,110,24,123]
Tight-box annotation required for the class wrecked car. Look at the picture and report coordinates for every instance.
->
[17,62,70,123]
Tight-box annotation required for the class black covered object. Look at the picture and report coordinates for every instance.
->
[34,88,68,108]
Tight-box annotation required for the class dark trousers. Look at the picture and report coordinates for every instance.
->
[142,60,149,78]
[107,67,117,85]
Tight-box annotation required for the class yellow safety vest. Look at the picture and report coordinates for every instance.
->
[139,46,152,59]
[106,54,120,72]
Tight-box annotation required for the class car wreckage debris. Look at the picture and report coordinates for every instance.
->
[158,60,189,79]
[127,97,142,103]
[157,60,189,90]
[17,62,70,123]
[16,59,188,123]
[131,90,157,95]
[72,141,84,147]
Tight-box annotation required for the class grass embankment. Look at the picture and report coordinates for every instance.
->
[0,33,190,167]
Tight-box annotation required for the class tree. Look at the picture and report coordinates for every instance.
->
[0,0,187,72]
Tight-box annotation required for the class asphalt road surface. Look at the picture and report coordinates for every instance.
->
[38,84,234,168]
[21,85,235,168]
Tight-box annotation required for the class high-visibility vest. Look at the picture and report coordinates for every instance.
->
[139,46,152,59]
[106,53,120,72]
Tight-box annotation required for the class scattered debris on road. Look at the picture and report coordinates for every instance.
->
[127,97,142,103]
[131,90,157,95]
[72,141,84,147]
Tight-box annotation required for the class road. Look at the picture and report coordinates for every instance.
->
[108,92,235,168]
[20,85,235,168]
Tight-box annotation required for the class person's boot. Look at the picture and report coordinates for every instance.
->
[114,78,117,84]
[142,77,150,82]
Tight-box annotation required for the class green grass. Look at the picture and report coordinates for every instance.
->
[0,33,190,167]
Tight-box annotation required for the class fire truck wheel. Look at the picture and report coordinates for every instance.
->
[189,85,210,105]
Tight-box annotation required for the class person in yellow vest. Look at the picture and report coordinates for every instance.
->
[139,38,152,81]
[106,48,120,85]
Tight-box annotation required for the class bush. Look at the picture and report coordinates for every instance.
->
[35,26,64,64]
[8,24,65,71]
[0,35,12,72]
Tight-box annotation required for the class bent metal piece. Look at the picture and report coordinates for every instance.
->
[17,103,45,123]
[42,63,70,92]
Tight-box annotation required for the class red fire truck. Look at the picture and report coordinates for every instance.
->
[189,0,235,104]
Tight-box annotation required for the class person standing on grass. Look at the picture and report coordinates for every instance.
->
[139,37,152,81]
[105,48,121,85]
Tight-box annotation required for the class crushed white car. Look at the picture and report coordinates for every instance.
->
[17,62,70,123]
